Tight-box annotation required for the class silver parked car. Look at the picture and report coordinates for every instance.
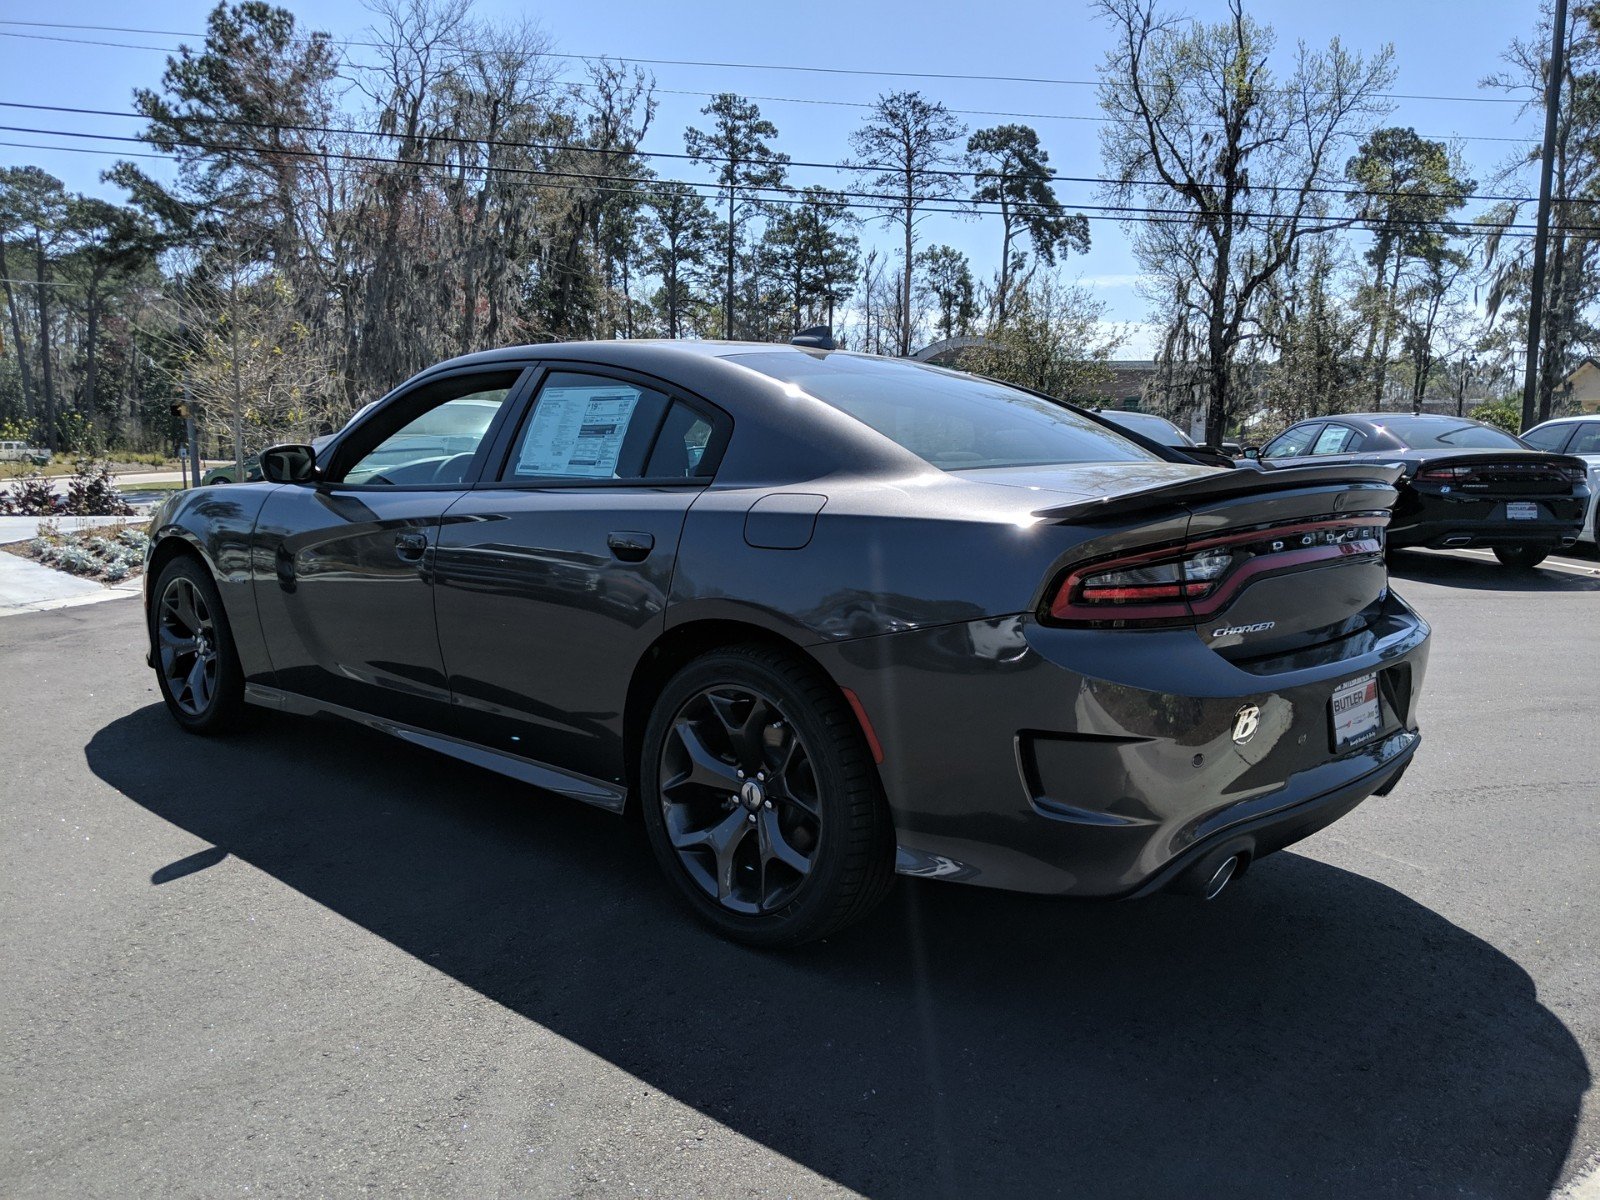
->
[1523,415,1600,544]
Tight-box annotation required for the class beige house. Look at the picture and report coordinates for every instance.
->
[1562,358,1600,413]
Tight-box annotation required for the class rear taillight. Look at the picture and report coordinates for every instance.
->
[1048,516,1387,627]
[1418,462,1586,486]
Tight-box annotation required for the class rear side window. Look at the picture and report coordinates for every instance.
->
[730,351,1156,470]
[1567,424,1600,455]
[1310,425,1360,455]
[645,403,716,478]
[1262,425,1320,459]
[503,371,718,481]
[504,373,665,480]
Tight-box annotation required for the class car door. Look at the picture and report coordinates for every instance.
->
[251,365,531,728]
[432,365,729,789]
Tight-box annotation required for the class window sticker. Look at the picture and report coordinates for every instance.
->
[516,385,640,477]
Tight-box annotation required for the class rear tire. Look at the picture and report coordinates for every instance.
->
[1493,546,1549,570]
[150,554,246,734]
[639,645,895,948]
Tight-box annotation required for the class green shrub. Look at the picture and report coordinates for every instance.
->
[1472,398,1524,434]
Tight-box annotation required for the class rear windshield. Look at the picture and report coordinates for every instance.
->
[731,351,1157,470]
[1101,410,1195,447]
[1374,417,1525,450]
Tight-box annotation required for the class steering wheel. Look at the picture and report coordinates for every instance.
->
[432,453,477,484]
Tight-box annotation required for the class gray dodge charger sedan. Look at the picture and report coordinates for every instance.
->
[144,341,1429,946]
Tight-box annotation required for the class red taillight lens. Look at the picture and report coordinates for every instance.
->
[1047,517,1387,626]
[1418,466,1471,482]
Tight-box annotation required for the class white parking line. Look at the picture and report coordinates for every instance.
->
[1424,548,1600,578]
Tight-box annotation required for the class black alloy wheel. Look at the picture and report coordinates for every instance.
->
[640,645,895,947]
[1493,545,1549,570]
[151,556,244,733]
[660,684,821,915]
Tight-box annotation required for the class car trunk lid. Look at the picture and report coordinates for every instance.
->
[1033,463,1401,661]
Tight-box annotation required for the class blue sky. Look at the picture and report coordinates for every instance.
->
[0,1,1545,354]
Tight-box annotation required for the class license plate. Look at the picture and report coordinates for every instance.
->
[1507,501,1540,520]
[1331,673,1381,751]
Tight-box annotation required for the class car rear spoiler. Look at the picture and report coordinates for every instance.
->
[1033,462,1404,523]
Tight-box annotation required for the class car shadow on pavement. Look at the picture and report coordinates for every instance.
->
[1389,549,1600,592]
[86,704,1588,1200]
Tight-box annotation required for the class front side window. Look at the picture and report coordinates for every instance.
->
[341,375,518,485]
[1262,424,1321,459]
[1522,424,1572,452]
[730,351,1157,470]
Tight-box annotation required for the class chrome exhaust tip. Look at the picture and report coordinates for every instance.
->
[1203,854,1240,900]
[1169,847,1249,899]
[1442,536,1472,547]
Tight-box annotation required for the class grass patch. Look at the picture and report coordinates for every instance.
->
[0,453,184,480]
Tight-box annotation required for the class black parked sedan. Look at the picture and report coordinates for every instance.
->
[1253,413,1591,568]
[145,342,1429,946]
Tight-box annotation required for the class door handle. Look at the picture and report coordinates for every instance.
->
[607,531,654,562]
[394,531,428,562]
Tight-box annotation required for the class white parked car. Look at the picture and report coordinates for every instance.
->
[0,440,50,465]
[1523,415,1600,544]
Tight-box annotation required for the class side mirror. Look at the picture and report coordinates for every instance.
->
[1243,447,1260,459]
[259,444,319,484]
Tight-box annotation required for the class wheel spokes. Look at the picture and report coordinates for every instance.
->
[187,654,212,710]
[659,683,823,916]
[164,580,200,636]
[706,690,772,771]
[158,577,218,717]
[664,718,743,793]
[758,807,812,877]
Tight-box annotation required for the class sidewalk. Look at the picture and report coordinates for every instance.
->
[0,551,141,616]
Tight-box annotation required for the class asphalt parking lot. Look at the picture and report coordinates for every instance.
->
[1,551,1596,1199]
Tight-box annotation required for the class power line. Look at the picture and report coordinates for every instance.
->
[0,131,1577,238]
[0,28,1531,149]
[0,100,1554,208]
[0,18,1528,105]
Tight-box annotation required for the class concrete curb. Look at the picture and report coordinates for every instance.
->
[0,582,142,617]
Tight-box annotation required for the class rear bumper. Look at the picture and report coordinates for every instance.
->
[1390,490,1587,549]
[812,591,1429,897]
[1123,733,1416,898]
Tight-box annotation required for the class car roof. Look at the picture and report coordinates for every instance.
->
[1529,414,1599,426]
[421,339,826,372]
[1286,413,1507,433]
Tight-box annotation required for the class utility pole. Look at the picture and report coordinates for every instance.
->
[229,275,244,482]
[175,319,201,488]
[185,380,200,488]
[1522,0,1569,432]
